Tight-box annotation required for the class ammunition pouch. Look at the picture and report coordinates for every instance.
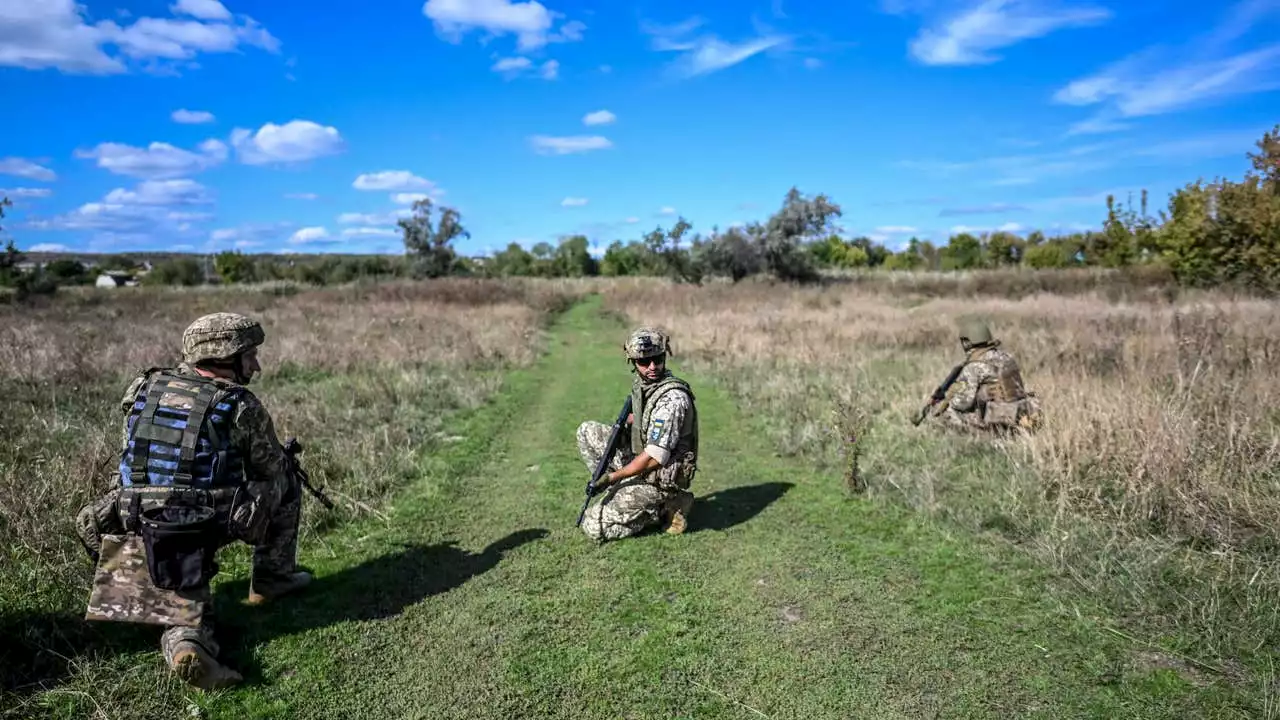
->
[654,451,697,491]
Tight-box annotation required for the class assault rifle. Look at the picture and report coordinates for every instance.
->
[912,362,965,426]
[576,395,633,527]
[283,438,336,510]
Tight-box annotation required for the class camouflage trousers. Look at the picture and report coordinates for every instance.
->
[575,421,693,542]
[80,486,301,669]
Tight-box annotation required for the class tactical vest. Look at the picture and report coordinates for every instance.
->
[630,373,699,460]
[119,369,247,490]
[970,347,1027,404]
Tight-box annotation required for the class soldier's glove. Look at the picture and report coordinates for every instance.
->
[911,405,929,426]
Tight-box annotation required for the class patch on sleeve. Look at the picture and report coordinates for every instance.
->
[649,418,665,442]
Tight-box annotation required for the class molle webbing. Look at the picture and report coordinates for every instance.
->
[121,371,242,489]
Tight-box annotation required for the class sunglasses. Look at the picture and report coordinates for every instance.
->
[634,355,665,368]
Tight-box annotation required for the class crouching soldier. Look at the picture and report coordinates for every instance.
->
[914,319,1042,434]
[576,327,699,542]
[75,312,312,690]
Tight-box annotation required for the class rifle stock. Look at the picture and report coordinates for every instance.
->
[576,395,633,527]
[283,437,335,510]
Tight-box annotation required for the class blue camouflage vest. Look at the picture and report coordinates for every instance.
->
[119,369,247,490]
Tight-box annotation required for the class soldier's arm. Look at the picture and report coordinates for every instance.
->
[601,390,689,485]
[230,391,292,513]
[948,362,992,412]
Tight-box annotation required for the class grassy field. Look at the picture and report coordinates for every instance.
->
[1,274,1276,718]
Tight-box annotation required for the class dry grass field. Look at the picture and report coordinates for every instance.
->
[599,271,1280,671]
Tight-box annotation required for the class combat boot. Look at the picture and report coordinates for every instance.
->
[246,570,312,606]
[170,641,242,691]
[663,492,695,535]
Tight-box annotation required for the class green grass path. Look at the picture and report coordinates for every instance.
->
[202,297,1250,719]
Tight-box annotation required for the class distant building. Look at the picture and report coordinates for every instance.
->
[95,271,137,288]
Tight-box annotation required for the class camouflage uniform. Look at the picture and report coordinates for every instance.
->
[928,320,1042,433]
[577,327,699,541]
[75,313,308,690]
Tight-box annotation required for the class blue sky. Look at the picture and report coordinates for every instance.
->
[1,0,1278,257]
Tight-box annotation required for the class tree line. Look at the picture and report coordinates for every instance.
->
[3,124,1277,299]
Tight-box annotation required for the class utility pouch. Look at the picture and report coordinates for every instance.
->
[137,504,220,591]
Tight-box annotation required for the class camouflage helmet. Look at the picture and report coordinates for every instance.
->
[958,318,994,348]
[623,326,669,361]
[182,312,265,364]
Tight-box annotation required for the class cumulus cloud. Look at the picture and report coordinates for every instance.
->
[27,243,69,252]
[28,178,212,243]
[529,134,612,155]
[353,170,434,191]
[901,0,1111,66]
[422,0,586,51]
[642,16,789,77]
[491,55,559,80]
[658,206,676,215]
[0,157,57,182]
[561,196,588,207]
[0,0,280,75]
[74,139,226,179]
[172,108,215,124]
[582,110,616,126]
[289,226,329,244]
[392,192,435,204]
[170,0,231,21]
[230,120,345,165]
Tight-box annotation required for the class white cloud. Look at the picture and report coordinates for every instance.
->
[530,134,612,155]
[561,196,588,207]
[1065,116,1131,136]
[389,192,430,203]
[583,109,616,126]
[230,120,345,165]
[905,0,1111,66]
[0,0,279,75]
[643,16,789,77]
[353,170,434,191]
[804,57,823,69]
[492,56,532,72]
[74,139,225,179]
[27,243,69,252]
[658,206,676,215]
[285,192,318,200]
[338,210,412,225]
[422,0,585,51]
[172,108,215,124]
[289,226,329,244]
[170,0,231,21]
[30,179,211,242]
[896,141,1115,185]
[875,225,918,233]
[342,227,399,237]
[207,221,293,247]
[624,216,640,224]
[1,187,53,199]
[491,55,559,80]
[0,157,56,182]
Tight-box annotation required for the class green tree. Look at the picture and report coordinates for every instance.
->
[939,232,983,270]
[553,235,599,277]
[144,258,204,286]
[400,197,469,279]
[762,187,840,282]
[215,250,257,284]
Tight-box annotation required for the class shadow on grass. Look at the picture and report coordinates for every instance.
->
[0,608,160,697]
[689,482,794,533]
[216,528,550,685]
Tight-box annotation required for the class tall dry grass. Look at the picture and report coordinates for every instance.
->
[0,278,578,697]
[600,274,1280,670]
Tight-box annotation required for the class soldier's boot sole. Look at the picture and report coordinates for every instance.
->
[664,494,695,535]
[171,643,242,691]
[245,570,313,606]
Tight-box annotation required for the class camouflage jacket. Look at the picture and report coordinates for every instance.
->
[945,345,1028,414]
